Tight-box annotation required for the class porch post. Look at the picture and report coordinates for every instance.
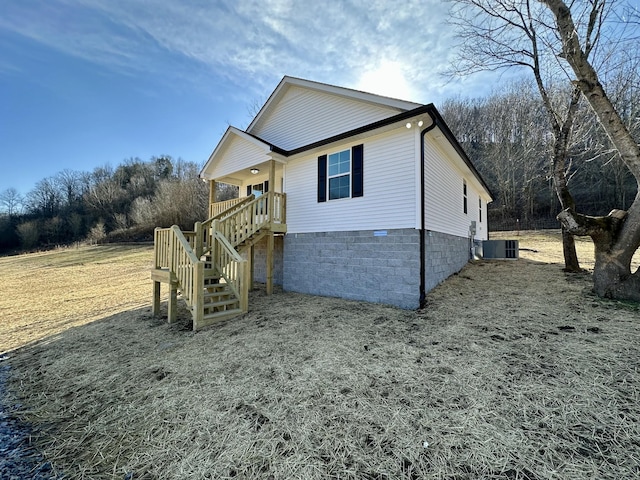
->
[249,244,255,290]
[168,282,178,323]
[209,180,217,218]
[152,281,161,317]
[209,180,217,203]
[268,160,276,225]
[266,232,274,295]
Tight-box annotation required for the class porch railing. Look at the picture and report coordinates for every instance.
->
[197,192,286,256]
[209,196,251,219]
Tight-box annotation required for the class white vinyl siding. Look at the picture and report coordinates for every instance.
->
[423,136,489,241]
[250,86,405,151]
[209,136,271,180]
[285,128,416,233]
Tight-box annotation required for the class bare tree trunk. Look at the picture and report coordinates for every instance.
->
[544,0,640,300]
[549,88,583,273]
[561,226,580,272]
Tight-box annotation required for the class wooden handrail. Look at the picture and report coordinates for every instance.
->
[169,226,203,314]
[213,230,244,262]
[211,230,248,310]
[198,195,256,257]
[198,192,286,256]
[208,196,255,220]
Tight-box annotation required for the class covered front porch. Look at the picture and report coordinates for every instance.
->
[204,157,287,293]
[151,158,287,330]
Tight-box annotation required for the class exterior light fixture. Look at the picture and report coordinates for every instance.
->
[250,168,260,174]
[407,120,424,129]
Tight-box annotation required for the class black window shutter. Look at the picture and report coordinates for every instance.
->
[352,144,363,198]
[247,185,252,197]
[318,155,327,202]
[264,180,269,192]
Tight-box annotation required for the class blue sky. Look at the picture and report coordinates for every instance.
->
[0,0,498,195]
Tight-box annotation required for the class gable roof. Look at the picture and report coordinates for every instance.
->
[208,126,272,160]
[246,76,421,134]
[201,76,492,200]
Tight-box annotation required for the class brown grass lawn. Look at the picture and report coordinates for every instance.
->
[0,244,153,353]
[1,232,639,479]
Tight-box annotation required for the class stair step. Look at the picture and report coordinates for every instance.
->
[204,298,239,308]
[204,289,232,298]
[203,284,224,291]
[192,308,245,330]
[202,308,244,323]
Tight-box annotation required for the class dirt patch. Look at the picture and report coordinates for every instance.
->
[2,234,640,479]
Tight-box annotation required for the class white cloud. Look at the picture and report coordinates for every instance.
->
[355,59,418,101]
[0,0,492,103]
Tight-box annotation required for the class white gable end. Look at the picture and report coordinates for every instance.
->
[207,135,272,181]
[423,135,489,240]
[249,86,406,151]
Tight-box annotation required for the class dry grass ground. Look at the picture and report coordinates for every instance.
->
[0,245,152,353]
[490,230,640,271]
[2,232,639,479]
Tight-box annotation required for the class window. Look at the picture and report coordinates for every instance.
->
[328,149,351,200]
[463,180,468,214]
[479,198,482,222]
[246,181,268,197]
[318,144,363,202]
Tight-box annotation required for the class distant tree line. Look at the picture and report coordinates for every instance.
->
[1,73,638,253]
[0,157,237,253]
[440,77,639,231]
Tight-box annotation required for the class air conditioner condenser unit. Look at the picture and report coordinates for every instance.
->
[481,240,519,259]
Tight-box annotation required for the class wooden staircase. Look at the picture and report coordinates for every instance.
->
[151,192,286,330]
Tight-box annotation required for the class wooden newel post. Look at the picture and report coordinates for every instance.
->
[211,220,219,271]
[194,221,203,258]
[241,259,250,312]
[193,261,204,330]
[167,226,177,323]
[152,227,161,317]
[282,194,286,223]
